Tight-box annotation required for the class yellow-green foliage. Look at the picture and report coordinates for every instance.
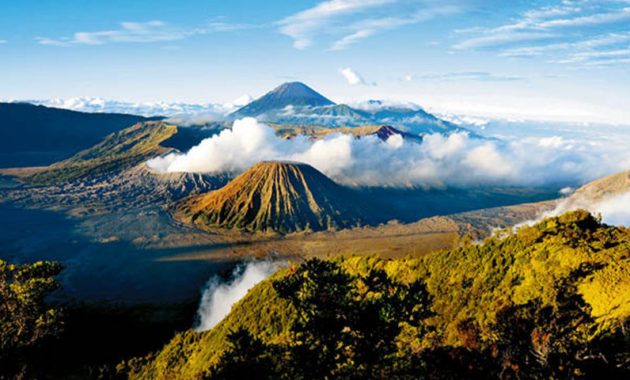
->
[125,271,296,380]
[28,121,177,185]
[0,260,63,362]
[130,210,630,379]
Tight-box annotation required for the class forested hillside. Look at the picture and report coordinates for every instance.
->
[125,210,630,379]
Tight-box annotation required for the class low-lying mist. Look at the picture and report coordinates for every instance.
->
[194,261,279,332]
[147,117,630,188]
[518,190,630,229]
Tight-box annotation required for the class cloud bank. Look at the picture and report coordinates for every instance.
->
[195,261,278,331]
[519,190,630,229]
[147,118,630,189]
[26,95,251,118]
[595,191,630,226]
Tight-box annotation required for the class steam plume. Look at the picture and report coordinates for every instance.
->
[195,261,278,331]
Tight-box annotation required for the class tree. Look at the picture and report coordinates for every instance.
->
[272,258,434,379]
[273,259,355,379]
[491,263,628,379]
[208,328,278,380]
[0,259,63,377]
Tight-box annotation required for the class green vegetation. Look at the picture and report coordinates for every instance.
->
[27,121,177,185]
[0,259,63,378]
[128,210,630,379]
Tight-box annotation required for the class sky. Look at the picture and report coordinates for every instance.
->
[1,0,630,124]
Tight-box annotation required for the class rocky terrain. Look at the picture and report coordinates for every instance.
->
[176,161,374,233]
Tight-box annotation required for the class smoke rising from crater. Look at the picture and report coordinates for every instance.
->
[147,117,630,188]
[195,261,278,332]
[545,190,630,227]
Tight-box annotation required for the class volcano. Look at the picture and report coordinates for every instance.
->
[229,82,334,119]
[176,161,370,233]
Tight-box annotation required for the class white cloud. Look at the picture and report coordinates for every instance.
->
[556,48,630,63]
[340,67,370,85]
[37,20,252,46]
[454,32,555,50]
[37,21,188,46]
[230,94,254,108]
[415,71,522,82]
[538,7,630,28]
[455,2,630,66]
[579,57,630,66]
[330,5,461,50]
[595,191,630,226]
[278,0,463,50]
[0,40,6,44]
[331,29,374,50]
[195,261,278,331]
[500,32,630,58]
[147,117,630,188]
[278,0,394,49]
[26,97,233,117]
[520,190,630,228]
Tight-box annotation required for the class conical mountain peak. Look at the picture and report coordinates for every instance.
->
[176,161,368,233]
[268,82,329,100]
[229,82,334,118]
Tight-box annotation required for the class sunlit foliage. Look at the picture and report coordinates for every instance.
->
[0,259,63,377]
[128,210,630,379]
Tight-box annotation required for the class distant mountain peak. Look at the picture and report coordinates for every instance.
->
[229,82,334,118]
[371,125,423,142]
[268,82,330,99]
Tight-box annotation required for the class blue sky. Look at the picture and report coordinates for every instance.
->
[1,0,630,124]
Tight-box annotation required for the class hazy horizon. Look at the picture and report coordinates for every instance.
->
[1,0,630,125]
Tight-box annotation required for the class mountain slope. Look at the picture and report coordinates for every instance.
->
[176,161,370,233]
[0,102,153,168]
[26,121,177,185]
[569,169,630,204]
[230,82,334,119]
[127,210,630,379]
[229,82,466,134]
[370,125,422,142]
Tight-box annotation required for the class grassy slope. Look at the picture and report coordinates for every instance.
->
[27,121,177,185]
[126,271,296,380]
[129,210,629,379]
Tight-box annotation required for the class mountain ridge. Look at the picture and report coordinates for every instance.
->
[229,82,466,134]
[0,102,155,168]
[25,121,177,185]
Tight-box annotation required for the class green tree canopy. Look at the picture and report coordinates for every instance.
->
[0,259,63,375]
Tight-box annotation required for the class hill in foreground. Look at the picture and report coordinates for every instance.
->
[126,210,629,379]
[176,161,372,233]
